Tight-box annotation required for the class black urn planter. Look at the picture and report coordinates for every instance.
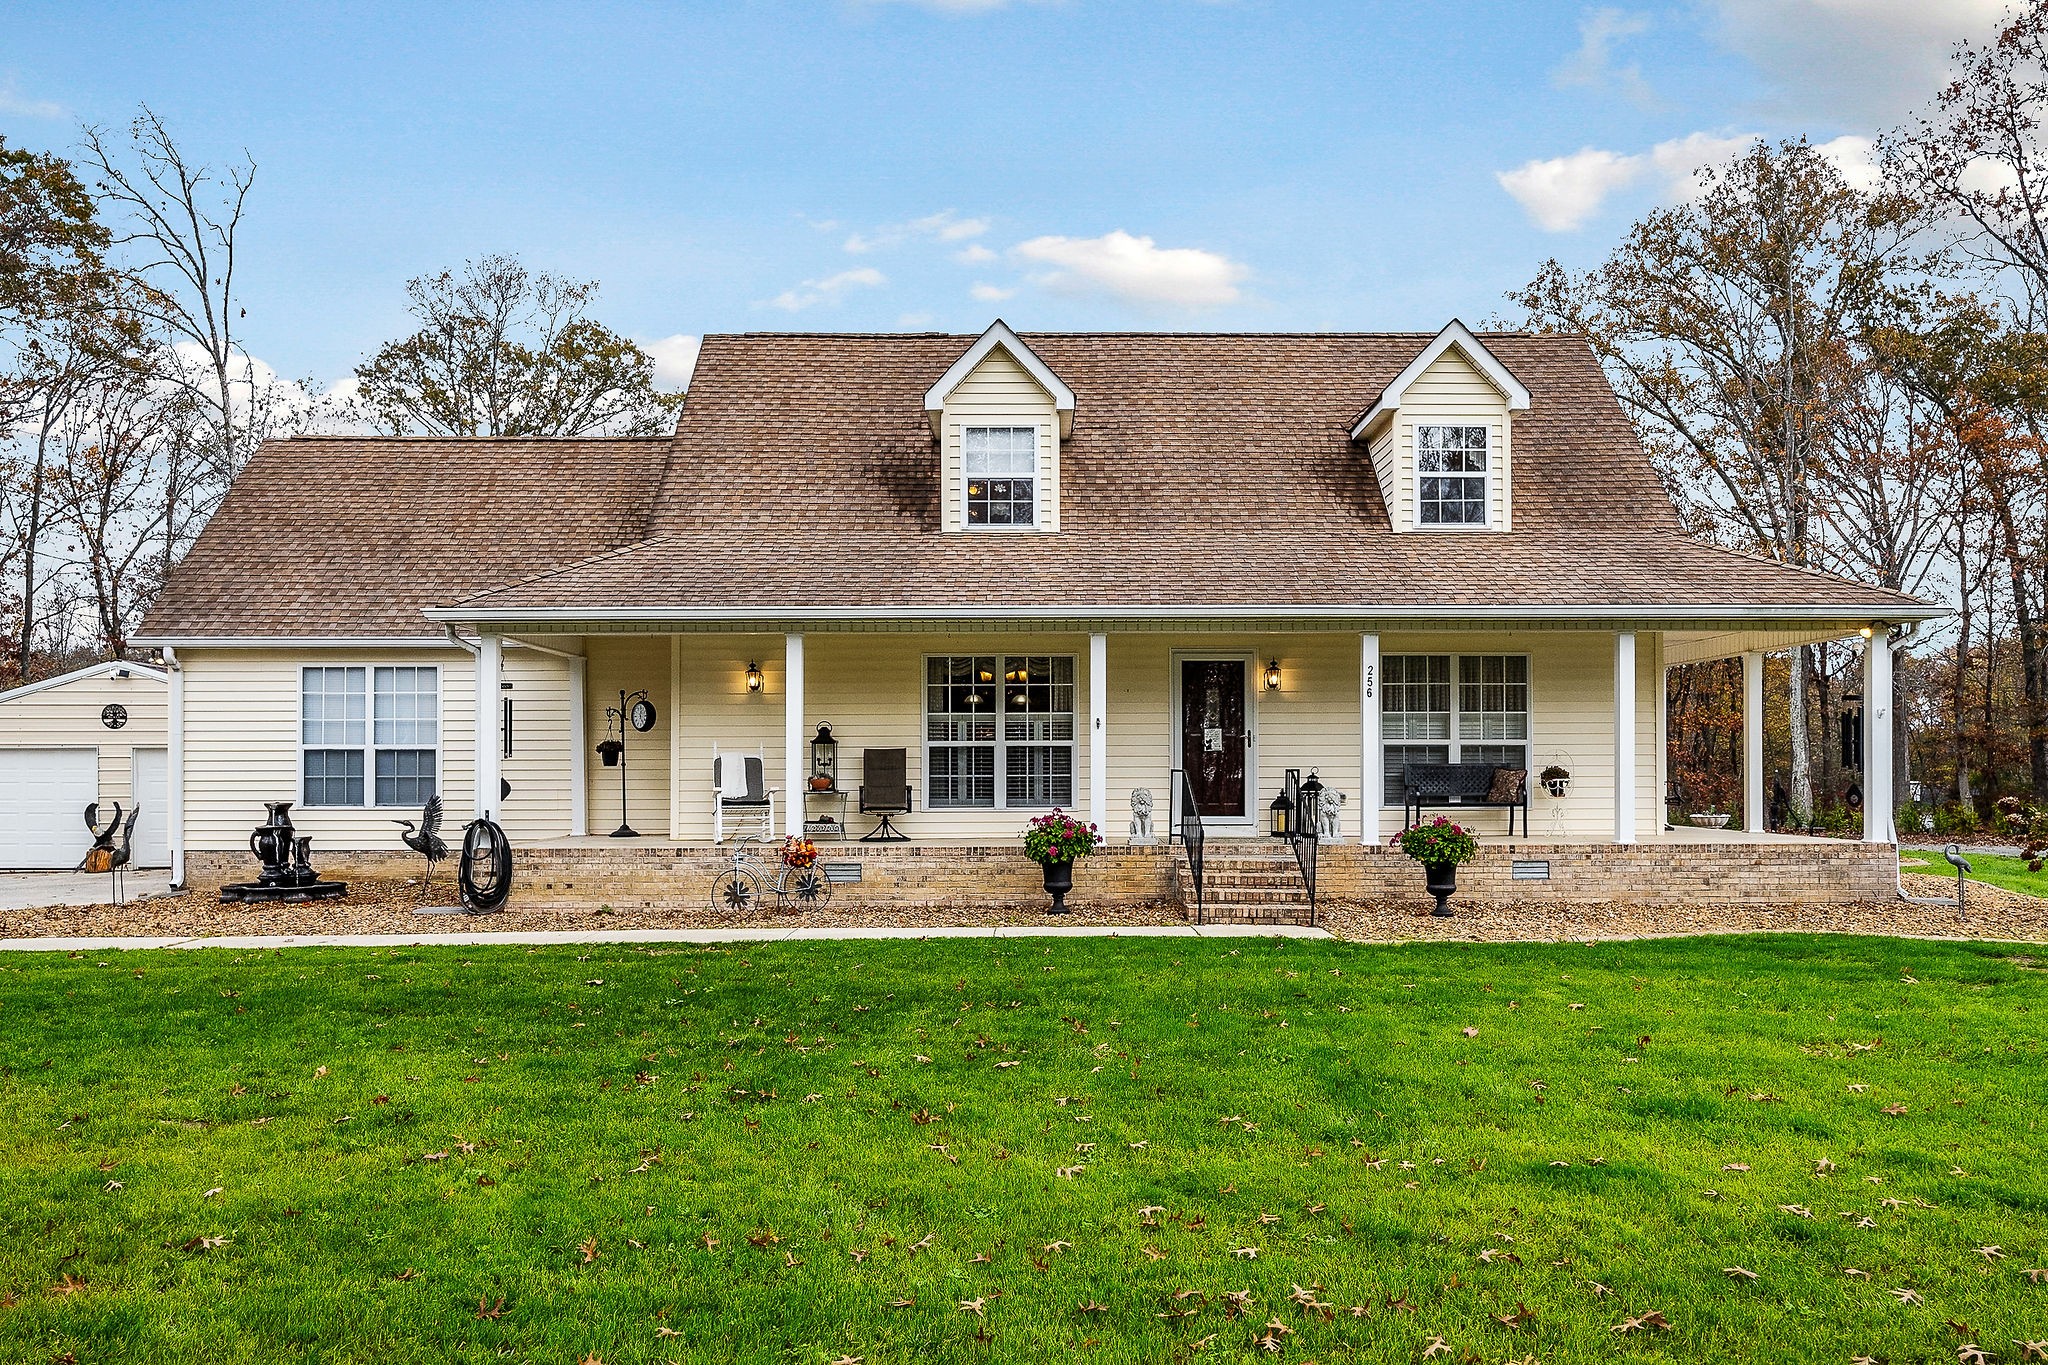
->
[1041,857,1074,915]
[1424,860,1458,917]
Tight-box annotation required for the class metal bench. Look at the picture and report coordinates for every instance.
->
[1401,762,1529,838]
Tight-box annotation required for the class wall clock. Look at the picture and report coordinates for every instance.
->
[629,698,658,733]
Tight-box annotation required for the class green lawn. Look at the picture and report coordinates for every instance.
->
[2,935,2045,1364]
[1902,850,2048,899]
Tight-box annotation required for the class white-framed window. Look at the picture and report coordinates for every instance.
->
[1382,654,1527,802]
[963,426,1037,528]
[301,665,440,808]
[925,654,1074,808]
[1417,424,1488,526]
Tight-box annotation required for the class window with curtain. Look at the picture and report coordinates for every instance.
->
[925,654,1074,807]
[302,665,439,807]
[1382,653,1527,802]
[964,426,1037,527]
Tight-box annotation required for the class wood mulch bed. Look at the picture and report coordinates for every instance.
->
[4,873,2041,945]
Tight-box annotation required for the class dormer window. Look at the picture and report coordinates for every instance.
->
[964,426,1037,527]
[1417,425,1488,526]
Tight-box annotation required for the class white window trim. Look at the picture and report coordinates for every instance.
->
[298,663,445,810]
[958,422,1047,533]
[1413,423,1492,531]
[921,652,1077,810]
[1380,653,1532,803]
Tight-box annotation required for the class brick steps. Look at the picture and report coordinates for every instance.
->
[1177,844,1316,926]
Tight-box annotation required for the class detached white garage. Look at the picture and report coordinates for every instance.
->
[0,662,169,870]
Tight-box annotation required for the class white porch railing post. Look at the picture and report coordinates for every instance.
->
[476,634,502,822]
[1359,632,1380,842]
[166,646,185,888]
[1863,629,1893,844]
[568,653,588,838]
[1743,651,1766,834]
[1089,632,1108,835]
[785,632,805,838]
[1614,631,1636,844]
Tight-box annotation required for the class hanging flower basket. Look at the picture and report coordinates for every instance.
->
[1540,765,1572,799]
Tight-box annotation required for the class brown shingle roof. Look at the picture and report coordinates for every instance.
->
[139,331,1932,639]
[446,331,1927,618]
[139,436,670,638]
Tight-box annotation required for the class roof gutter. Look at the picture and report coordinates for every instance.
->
[422,602,1948,626]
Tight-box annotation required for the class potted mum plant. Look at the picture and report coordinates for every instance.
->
[1395,816,1479,917]
[1023,809,1102,914]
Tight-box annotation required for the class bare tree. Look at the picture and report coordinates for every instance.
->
[352,254,683,437]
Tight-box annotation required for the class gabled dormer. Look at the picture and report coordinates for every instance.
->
[1350,320,1530,533]
[925,320,1074,533]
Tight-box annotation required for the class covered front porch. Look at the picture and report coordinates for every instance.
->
[458,613,1899,855]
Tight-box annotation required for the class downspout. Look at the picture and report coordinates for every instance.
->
[164,645,184,889]
[1885,621,1948,906]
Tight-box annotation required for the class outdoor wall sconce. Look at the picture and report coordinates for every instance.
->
[1264,659,1283,691]
[745,661,764,693]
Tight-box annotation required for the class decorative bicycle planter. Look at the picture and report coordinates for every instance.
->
[710,836,831,915]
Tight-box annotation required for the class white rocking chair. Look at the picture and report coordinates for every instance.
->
[712,748,778,844]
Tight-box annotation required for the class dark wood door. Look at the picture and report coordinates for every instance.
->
[1180,660,1248,818]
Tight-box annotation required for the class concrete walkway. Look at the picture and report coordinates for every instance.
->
[0,871,174,912]
[0,923,1331,953]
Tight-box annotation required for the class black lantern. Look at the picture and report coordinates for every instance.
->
[1270,767,1301,837]
[1263,659,1283,691]
[745,661,764,694]
[810,721,838,791]
[1297,769,1324,838]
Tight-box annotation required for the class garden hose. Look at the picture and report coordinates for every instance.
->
[459,817,514,913]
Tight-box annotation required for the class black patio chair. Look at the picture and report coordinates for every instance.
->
[859,747,912,842]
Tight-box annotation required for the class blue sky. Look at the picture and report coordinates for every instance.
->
[0,0,2003,391]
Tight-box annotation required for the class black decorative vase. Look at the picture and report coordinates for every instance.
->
[1425,860,1458,917]
[1042,858,1074,915]
[249,801,297,886]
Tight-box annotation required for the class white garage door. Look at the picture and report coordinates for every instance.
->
[0,747,99,870]
[130,747,170,868]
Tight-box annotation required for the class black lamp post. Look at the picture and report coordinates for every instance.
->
[600,689,654,838]
[810,721,838,791]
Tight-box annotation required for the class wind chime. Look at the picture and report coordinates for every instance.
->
[597,688,656,837]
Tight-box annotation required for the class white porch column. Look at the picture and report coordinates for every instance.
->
[166,646,185,888]
[1359,632,1380,841]
[1088,632,1108,834]
[568,652,588,837]
[476,634,503,821]
[1863,628,1894,844]
[1614,631,1637,844]
[1743,651,1766,834]
[784,632,805,837]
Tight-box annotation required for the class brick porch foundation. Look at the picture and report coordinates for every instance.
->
[185,838,1897,920]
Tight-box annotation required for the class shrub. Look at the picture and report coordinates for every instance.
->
[1932,802,1980,838]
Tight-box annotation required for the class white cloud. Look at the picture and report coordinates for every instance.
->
[1553,8,1656,108]
[766,266,887,311]
[1010,230,1249,309]
[642,333,702,390]
[1499,129,1900,231]
[0,76,64,120]
[844,209,991,254]
[969,282,1017,302]
[954,243,998,264]
[1496,146,1645,232]
[1704,0,2004,124]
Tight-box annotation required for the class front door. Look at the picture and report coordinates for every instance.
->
[1179,659,1249,821]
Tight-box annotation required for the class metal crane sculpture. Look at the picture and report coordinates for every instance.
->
[77,801,140,906]
[394,795,449,901]
[1942,842,1971,919]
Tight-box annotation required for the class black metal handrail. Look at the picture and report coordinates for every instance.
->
[1172,767,1206,925]
[1290,829,1318,927]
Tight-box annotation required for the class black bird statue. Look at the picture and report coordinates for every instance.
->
[394,795,449,900]
[77,802,140,905]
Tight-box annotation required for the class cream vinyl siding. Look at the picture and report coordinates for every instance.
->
[499,647,575,842]
[181,647,474,851]
[1392,347,1513,532]
[582,634,673,839]
[0,669,166,813]
[939,347,1061,533]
